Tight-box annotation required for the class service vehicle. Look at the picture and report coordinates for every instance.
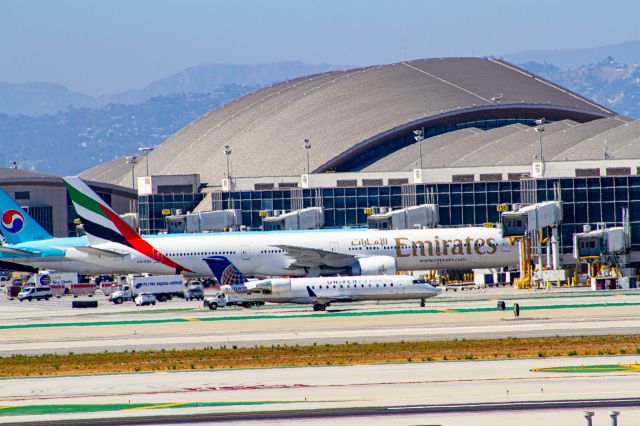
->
[184,285,204,301]
[25,272,86,297]
[134,293,157,306]
[109,274,185,304]
[5,284,20,299]
[203,292,265,310]
[17,286,52,301]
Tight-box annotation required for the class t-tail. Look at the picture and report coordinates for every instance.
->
[203,256,249,292]
[63,176,189,273]
[0,188,52,244]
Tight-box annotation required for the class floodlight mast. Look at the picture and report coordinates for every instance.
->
[138,146,155,176]
[535,118,546,164]
[413,127,425,169]
[303,138,311,174]
[223,145,232,179]
[126,155,138,189]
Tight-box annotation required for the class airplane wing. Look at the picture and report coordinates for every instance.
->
[274,245,357,269]
[72,246,128,258]
[305,286,353,304]
[0,246,40,256]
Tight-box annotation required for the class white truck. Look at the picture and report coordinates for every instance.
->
[26,272,91,297]
[203,292,265,310]
[109,275,185,304]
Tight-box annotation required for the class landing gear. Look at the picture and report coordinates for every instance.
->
[420,298,426,308]
[313,303,327,311]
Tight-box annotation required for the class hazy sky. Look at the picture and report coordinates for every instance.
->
[2,0,639,95]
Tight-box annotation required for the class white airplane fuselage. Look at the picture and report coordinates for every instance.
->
[70,227,518,277]
[223,274,441,305]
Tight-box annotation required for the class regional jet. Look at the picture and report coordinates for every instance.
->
[205,256,441,311]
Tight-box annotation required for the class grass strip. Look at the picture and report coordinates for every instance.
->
[0,401,287,416]
[1,335,640,378]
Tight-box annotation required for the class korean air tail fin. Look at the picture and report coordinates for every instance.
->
[63,176,189,273]
[203,256,248,290]
[0,189,52,244]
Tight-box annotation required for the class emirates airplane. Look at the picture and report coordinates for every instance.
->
[64,176,519,277]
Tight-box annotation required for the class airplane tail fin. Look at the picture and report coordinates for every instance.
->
[203,256,248,289]
[63,176,188,272]
[0,189,52,244]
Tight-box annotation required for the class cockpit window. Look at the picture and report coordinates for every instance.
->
[412,279,427,284]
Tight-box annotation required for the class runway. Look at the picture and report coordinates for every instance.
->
[1,355,639,424]
[1,288,640,355]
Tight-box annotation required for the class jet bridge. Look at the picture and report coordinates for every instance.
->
[500,201,564,287]
[262,207,325,231]
[366,204,439,230]
[573,210,632,287]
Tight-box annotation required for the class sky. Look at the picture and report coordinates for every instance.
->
[2,0,640,95]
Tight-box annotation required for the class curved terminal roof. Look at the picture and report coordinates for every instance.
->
[82,57,619,186]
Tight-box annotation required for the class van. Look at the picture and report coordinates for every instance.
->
[18,286,52,302]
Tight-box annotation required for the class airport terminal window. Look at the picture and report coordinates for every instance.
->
[14,191,30,200]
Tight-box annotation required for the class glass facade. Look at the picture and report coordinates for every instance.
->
[139,193,205,234]
[139,175,640,256]
[217,176,640,254]
[24,205,53,235]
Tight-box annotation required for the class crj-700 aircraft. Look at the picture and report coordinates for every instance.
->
[205,256,441,311]
[64,176,519,277]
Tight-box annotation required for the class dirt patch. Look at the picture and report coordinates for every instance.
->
[2,335,639,377]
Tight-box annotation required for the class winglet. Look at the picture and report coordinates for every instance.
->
[203,256,248,290]
[0,189,52,244]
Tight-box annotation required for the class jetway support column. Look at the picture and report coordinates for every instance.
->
[551,227,560,270]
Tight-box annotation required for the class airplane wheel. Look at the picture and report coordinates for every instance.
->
[313,304,326,311]
[420,299,426,308]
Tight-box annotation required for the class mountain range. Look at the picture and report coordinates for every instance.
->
[502,40,640,69]
[0,87,257,175]
[0,61,343,116]
[2,44,640,176]
[517,56,640,118]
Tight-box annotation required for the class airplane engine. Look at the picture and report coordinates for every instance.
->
[270,278,292,295]
[350,256,397,276]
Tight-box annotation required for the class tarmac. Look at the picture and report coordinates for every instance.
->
[2,286,640,424]
[0,355,638,424]
[1,287,640,355]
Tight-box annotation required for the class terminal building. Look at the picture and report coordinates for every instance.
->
[7,57,640,273]
[0,169,136,237]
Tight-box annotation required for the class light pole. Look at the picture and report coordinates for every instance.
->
[223,145,232,179]
[413,127,425,169]
[126,155,138,189]
[138,146,155,176]
[535,118,545,163]
[303,138,311,173]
